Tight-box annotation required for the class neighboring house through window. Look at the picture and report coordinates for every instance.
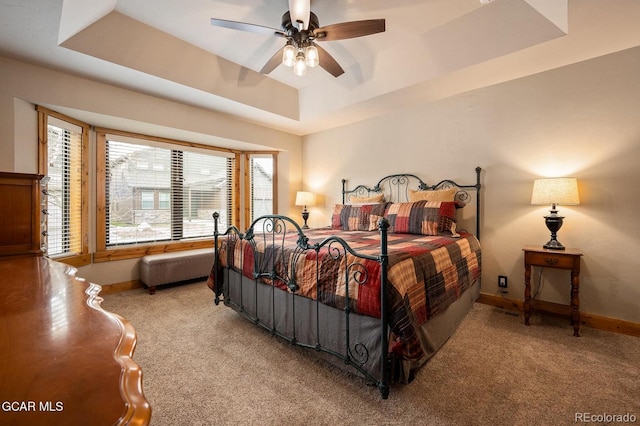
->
[95,130,239,261]
[246,153,277,228]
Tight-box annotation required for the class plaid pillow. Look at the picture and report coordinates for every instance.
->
[331,203,390,231]
[368,214,385,231]
[386,201,459,236]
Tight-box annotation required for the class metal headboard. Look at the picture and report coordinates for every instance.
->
[342,167,482,239]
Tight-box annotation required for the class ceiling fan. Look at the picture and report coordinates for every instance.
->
[210,0,385,77]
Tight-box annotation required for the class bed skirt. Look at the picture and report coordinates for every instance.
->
[221,269,480,386]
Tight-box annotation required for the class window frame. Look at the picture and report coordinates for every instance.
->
[94,128,241,262]
[37,106,90,267]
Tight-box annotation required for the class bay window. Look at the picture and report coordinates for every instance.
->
[95,129,239,261]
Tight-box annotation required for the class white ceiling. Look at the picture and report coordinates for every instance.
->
[1,0,640,136]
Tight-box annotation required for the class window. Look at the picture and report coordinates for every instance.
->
[95,130,238,260]
[245,153,277,228]
[159,192,170,210]
[140,191,155,210]
[37,107,90,267]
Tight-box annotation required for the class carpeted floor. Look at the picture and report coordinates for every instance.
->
[102,282,640,426]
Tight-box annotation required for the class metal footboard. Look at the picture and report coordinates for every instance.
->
[212,213,391,399]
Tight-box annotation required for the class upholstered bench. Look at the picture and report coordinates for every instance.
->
[139,248,215,294]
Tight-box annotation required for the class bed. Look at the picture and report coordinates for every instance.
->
[207,167,482,399]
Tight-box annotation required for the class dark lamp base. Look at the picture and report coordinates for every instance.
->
[542,209,566,250]
[543,239,566,250]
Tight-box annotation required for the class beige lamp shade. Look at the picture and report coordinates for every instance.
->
[531,178,580,206]
[295,191,315,207]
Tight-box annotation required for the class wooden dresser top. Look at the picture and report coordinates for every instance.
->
[0,256,150,425]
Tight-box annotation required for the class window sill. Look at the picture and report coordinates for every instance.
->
[93,240,214,263]
[51,253,92,268]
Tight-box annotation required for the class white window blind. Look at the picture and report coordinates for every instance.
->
[45,117,83,258]
[105,138,234,247]
[250,155,274,222]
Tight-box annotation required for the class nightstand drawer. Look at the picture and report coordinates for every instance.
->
[525,251,576,269]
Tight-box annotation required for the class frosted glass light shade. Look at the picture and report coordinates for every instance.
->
[282,44,296,67]
[293,53,307,76]
[305,45,319,67]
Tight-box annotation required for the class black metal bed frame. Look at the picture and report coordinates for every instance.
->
[343,166,482,239]
[211,167,482,399]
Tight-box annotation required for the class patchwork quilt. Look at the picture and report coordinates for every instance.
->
[208,227,481,361]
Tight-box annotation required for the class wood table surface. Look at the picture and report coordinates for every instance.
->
[0,256,150,425]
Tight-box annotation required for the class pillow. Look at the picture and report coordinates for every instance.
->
[331,204,345,229]
[408,187,456,202]
[385,201,459,236]
[331,203,390,231]
[368,214,384,231]
[348,193,385,204]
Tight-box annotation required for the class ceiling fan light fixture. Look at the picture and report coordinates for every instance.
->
[293,51,307,76]
[211,4,385,78]
[282,43,296,67]
[305,45,319,67]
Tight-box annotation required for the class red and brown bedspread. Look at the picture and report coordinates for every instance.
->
[208,228,481,361]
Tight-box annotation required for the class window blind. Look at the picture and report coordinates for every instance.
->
[104,137,234,247]
[45,117,83,258]
[250,155,274,222]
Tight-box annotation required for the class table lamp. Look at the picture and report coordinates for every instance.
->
[295,191,315,229]
[531,177,580,250]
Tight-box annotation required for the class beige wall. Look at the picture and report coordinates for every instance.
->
[0,56,303,286]
[303,46,640,324]
[2,46,639,324]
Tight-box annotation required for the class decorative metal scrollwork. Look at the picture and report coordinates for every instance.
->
[347,262,369,286]
[455,189,471,203]
[327,240,345,260]
[390,175,408,186]
[348,342,370,366]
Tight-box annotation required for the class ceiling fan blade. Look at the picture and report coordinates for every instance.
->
[210,18,285,38]
[315,44,344,77]
[289,0,311,30]
[314,19,385,41]
[260,47,285,74]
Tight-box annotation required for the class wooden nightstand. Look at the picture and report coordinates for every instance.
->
[523,246,583,336]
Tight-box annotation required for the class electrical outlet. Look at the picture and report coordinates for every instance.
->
[498,275,508,289]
